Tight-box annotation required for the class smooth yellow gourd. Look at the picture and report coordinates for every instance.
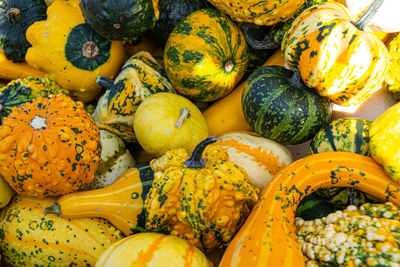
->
[0,176,14,209]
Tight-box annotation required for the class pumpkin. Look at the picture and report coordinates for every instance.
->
[217,131,293,189]
[205,0,305,26]
[92,51,175,143]
[95,233,212,267]
[144,136,259,250]
[25,0,126,102]
[0,94,101,198]
[0,49,45,80]
[0,0,47,62]
[203,50,284,137]
[0,77,68,124]
[0,195,124,266]
[219,152,400,267]
[282,2,389,106]
[133,92,209,157]
[385,33,400,100]
[242,65,331,145]
[369,101,400,183]
[79,0,159,40]
[164,8,249,102]
[0,175,14,209]
[44,163,154,236]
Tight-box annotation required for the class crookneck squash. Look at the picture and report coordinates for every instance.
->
[45,164,154,236]
[282,1,389,106]
[92,51,175,143]
[95,233,213,267]
[79,0,159,40]
[0,0,47,62]
[164,8,249,102]
[219,152,400,267]
[0,94,101,198]
[0,195,124,266]
[0,76,68,124]
[25,0,125,102]
[144,136,260,251]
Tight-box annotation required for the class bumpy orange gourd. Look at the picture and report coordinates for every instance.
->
[220,152,400,267]
[0,94,101,197]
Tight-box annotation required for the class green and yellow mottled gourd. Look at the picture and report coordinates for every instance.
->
[93,51,175,143]
[164,9,249,102]
[0,195,124,266]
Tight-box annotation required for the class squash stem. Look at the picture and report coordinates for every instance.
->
[96,76,114,90]
[225,61,234,72]
[175,107,191,129]
[349,188,358,207]
[184,136,220,169]
[44,202,62,215]
[7,8,21,23]
[354,0,384,30]
[288,68,303,88]
[82,41,99,58]
[243,23,279,50]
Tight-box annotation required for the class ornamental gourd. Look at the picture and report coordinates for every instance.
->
[0,175,14,209]
[219,152,400,267]
[282,1,389,106]
[25,0,125,102]
[93,51,175,143]
[0,94,101,198]
[385,33,400,100]
[0,49,45,80]
[164,9,249,102]
[144,137,259,251]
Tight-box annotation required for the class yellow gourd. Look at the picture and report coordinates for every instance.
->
[0,176,14,209]
[0,49,45,80]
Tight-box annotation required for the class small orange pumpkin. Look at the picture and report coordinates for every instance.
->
[0,94,101,198]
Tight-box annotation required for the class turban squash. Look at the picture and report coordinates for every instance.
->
[0,94,101,198]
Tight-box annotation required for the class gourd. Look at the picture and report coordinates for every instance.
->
[0,76,68,124]
[95,233,212,267]
[25,0,126,102]
[205,0,305,26]
[164,8,249,102]
[219,152,400,267]
[79,0,159,40]
[295,192,337,220]
[0,49,45,80]
[385,33,400,100]
[133,92,209,157]
[0,94,101,198]
[203,50,284,136]
[242,65,331,145]
[217,131,293,189]
[0,0,47,62]
[282,1,389,106]
[0,195,124,266]
[44,164,154,236]
[0,175,14,209]
[369,101,400,183]
[144,136,259,250]
[92,51,175,143]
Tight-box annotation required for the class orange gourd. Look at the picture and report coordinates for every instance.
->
[0,49,45,80]
[0,94,101,197]
[220,152,400,267]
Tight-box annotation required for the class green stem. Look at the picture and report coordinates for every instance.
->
[354,0,384,30]
[96,76,114,90]
[288,68,303,88]
[7,8,21,23]
[184,136,220,169]
[44,202,61,215]
[175,107,191,129]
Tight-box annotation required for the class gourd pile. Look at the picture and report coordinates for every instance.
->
[0,0,400,266]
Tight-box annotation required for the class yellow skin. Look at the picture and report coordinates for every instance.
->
[0,176,14,209]
[25,0,125,102]
[369,101,400,183]
[133,92,209,157]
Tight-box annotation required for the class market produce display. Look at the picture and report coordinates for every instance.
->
[1,0,400,266]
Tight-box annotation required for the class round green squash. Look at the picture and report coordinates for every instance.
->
[0,0,47,62]
[164,8,249,102]
[79,0,159,40]
[242,65,331,145]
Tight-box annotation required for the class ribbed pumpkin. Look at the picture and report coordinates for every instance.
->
[95,233,212,267]
[25,0,125,102]
[0,195,124,266]
[164,8,249,102]
[0,94,101,198]
[206,0,304,26]
[92,51,175,143]
[282,2,389,106]
[0,77,68,124]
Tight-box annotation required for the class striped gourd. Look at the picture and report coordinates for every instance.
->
[164,8,249,102]
[0,195,124,266]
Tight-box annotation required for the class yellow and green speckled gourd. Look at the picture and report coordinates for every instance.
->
[25,0,125,102]
[206,0,305,26]
[92,51,175,143]
[0,195,124,266]
[282,1,389,106]
[144,137,259,251]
